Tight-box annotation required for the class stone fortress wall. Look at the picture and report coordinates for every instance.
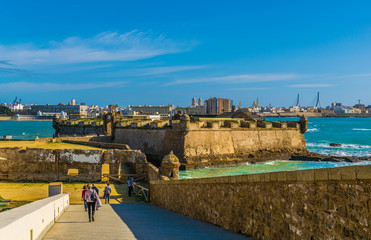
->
[114,116,308,168]
[0,147,154,182]
[53,113,308,168]
[150,165,371,240]
[53,119,105,136]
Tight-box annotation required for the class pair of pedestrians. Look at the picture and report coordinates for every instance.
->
[82,183,112,222]
[83,184,102,222]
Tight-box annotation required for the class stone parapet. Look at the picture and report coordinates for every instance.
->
[150,165,371,240]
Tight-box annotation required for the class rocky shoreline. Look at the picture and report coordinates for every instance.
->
[291,152,371,163]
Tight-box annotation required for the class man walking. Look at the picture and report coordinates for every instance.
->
[128,177,134,196]
[104,183,112,204]
[92,184,99,195]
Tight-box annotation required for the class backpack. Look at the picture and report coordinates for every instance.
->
[105,186,111,195]
[90,190,97,202]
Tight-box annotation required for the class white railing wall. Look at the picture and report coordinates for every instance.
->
[0,194,69,240]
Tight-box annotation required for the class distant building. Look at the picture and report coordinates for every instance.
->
[192,97,197,107]
[205,97,231,115]
[70,99,76,106]
[31,104,88,118]
[198,98,203,106]
[128,106,173,117]
[9,103,24,112]
[176,106,205,115]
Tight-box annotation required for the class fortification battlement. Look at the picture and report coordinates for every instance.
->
[112,119,304,132]
[54,113,308,139]
[59,120,104,127]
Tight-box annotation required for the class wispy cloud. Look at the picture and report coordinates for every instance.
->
[0,31,190,68]
[228,87,270,91]
[0,67,37,77]
[135,65,207,76]
[165,73,302,86]
[0,81,126,92]
[288,84,333,88]
[0,60,14,66]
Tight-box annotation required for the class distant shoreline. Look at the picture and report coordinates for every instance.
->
[0,119,53,121]
[261,114,371,118]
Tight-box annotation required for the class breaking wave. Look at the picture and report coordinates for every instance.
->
[352,128,371,131]
[307,128,319,132]
[306,142,371,149]
[306,142,371,157]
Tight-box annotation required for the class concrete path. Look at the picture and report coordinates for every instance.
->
[43,205,136,240]
[112,204,251,240]
[44,204,252,240]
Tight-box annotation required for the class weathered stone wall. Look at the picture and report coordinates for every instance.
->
[150,166,371,240]
[114,126,306,168]
[183,128,306,167]
[0,148,150,182]
[53,118,104,137]
[55,125,104,136]
[114,129,184,166]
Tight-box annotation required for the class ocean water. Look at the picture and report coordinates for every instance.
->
[266,117,371,157]
[179,160,371,179]
[0,120,54,139]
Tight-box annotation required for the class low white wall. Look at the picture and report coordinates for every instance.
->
[0,194,69,240]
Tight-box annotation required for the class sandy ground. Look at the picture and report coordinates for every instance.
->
[0,182,144,204]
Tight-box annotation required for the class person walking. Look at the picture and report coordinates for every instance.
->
[127,177,134,197]
[104,183,112,204]
[92,184,99,195]
[81,185,87,211]
[84,184,98,222]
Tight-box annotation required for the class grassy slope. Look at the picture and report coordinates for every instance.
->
[0,182,144,204]
[0,141,104,150]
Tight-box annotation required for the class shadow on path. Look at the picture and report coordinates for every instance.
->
[112,204,253,240]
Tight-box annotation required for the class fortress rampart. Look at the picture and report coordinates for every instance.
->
[114,117,308,168]
[53,114,308,168]
[0,147,151,182]
[150,165,371,240]
[53,119,105,136]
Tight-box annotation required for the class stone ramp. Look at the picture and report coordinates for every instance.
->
[44,204,252,240]
[111,204,252,240]
[43,205,136,240]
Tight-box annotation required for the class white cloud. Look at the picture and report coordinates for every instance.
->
[288,84,333,88]
[228,87,270,90]
[0,81,126,92]
[0,31,188,69]
[135,65,207,76]
[165,73,302,85]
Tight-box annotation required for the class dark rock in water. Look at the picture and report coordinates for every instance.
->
[291,152,371,163]
[329,143,342,147]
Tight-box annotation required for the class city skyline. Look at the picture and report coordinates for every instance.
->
[1,1,371,107]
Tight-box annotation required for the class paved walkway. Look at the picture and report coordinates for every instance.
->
[43,205,136,240]
[44,204,252,240]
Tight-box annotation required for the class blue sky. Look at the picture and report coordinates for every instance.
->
[0,1,370,107]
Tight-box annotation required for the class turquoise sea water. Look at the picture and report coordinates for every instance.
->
[0,120,54,139]
[267,117,371,157]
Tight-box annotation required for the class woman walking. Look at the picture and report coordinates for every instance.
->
[81,185,87,211]
[84,184,98,222]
